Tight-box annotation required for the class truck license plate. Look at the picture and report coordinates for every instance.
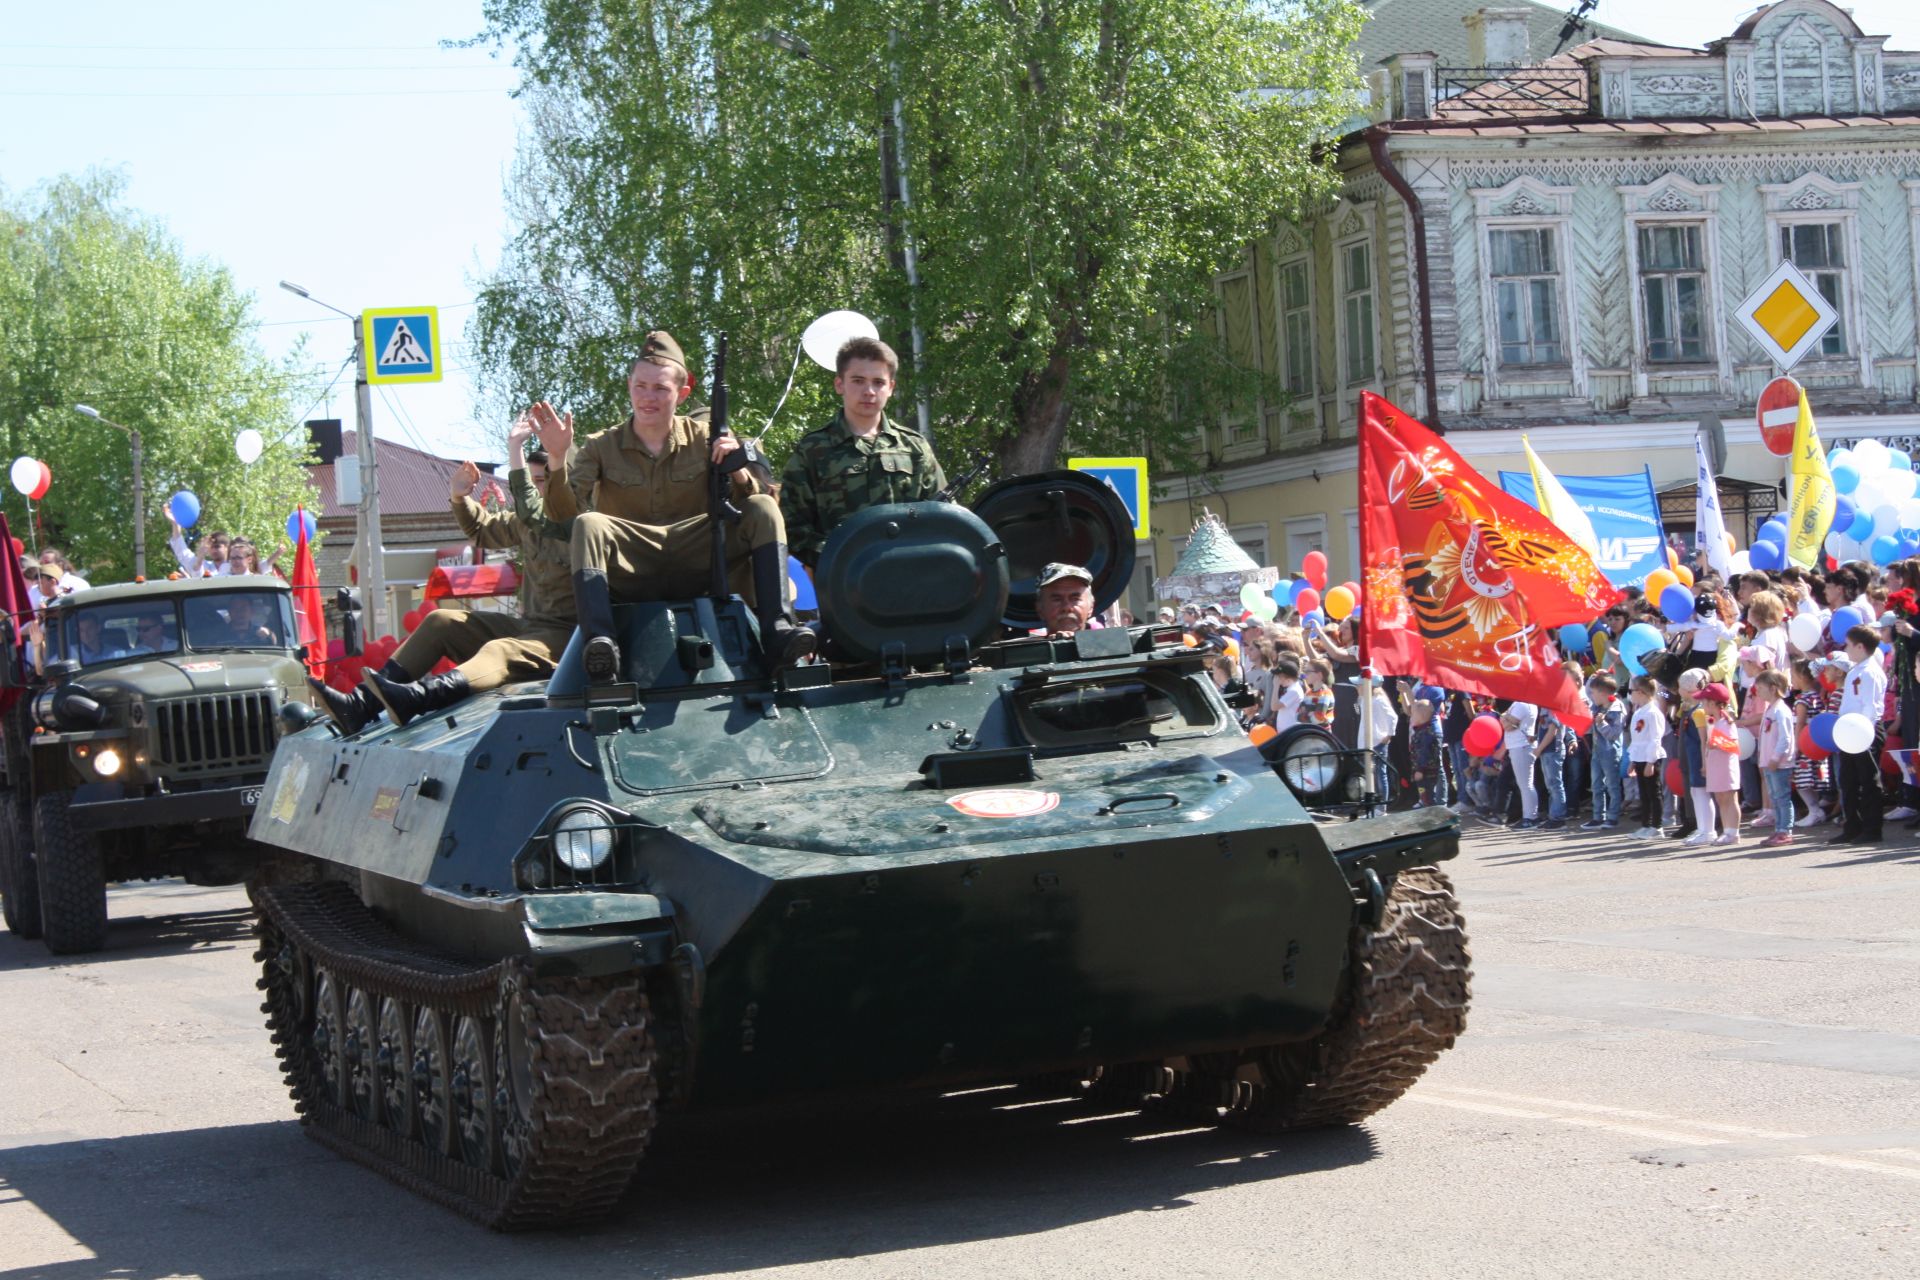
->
[241,788,262,807]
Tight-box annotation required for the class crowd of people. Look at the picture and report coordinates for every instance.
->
[1192,553,1920,849]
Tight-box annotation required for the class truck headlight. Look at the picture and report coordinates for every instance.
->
[93,747,123,777]
[553,808,615,872]
[1263,725,1349,803]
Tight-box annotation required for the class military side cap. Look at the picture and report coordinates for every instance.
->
[1036,562,1093,588]
[639,330,687,372]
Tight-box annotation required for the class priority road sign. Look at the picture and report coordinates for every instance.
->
[1067,456,1149,540]
[362,306,442,385]
[1735,262,1838,372]
[1756,375,1803,458]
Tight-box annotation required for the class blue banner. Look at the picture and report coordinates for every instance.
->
[1497,466,1669,588]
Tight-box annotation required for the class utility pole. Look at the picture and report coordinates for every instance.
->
[888,30,933,447]
[71,404,144,578]
[354,317,385,643]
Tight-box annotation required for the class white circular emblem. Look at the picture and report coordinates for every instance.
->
[946,789,1060,819]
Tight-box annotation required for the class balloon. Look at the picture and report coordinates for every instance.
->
[1854,477,1888,514]
[1748,540,1781,571]
[1736,726,1756,760]
[1872,533,1902,565]
[1885,469,1919,503]
[1727,550,1752,575]
[1830,497,1855,530]
[1761,514,1789,537]
[30,461,50,502]
[1270,579,1293,606]
[788,555,818,611]
[1895,449,1913,472]
[1323,585,1355,620]
[1827,446,1853,470]
[1301,609,1324,630]
[800,309,881,371]
[1665,758,1684,796]
[1558,622,1592,655]
[1249,723,1277,747]
[1847,509,1875,541]
[1618,623,1665,677]
[1855,438,1889,471]
[1832,464,1861,495]
[1673,564,1694,588]
[167,490,201,529]
[1830,606,1864,643]
[1248,595,1279,622]
[1295,588,1321,616]
[1302,549,1329,591]
[9,456,40,497]
[1788,613,1823,651]
[1339,580,1359,597]
[1462,714,1503,757]
[1288,578,1312,606]
[1644,568,1678,601]
[1833,712,1875,755]
[1798,724,1830,761]
[402,609,423,633]
[1239,582,1269,613]
[234,428,264,464]
[1872,505,1902,539]
[1659,583,1695,621]
[286,509,319,543]
[1810,712,1839,752]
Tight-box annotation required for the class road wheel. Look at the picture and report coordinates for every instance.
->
[33,790,108,954]
[0,792,42,940]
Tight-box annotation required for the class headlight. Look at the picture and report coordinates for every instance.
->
[553,808,615,872]
[1266,725,1348,803]
[93,747,123,777]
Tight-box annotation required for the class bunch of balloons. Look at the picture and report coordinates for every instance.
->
[1823,438,1920,566]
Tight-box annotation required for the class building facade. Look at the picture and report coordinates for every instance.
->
[1146,0,1920,605]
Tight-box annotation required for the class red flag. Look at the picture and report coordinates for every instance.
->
[1356,393,1620,729]
[291,506,326,680]
[0,515,32,712]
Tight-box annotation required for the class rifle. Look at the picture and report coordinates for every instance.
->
[707,333,739,599]
[936,449,996,504]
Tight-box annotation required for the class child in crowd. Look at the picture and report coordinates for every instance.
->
[1627,675,1667,839]
[1753,668,1798,848]
[1790,657,1833,827]
[1585,674,1626,830]
[1832,625,1887,844]
[1271,654,1302,728]
[1734,646,1773,824]
[1696,682,1741,847]
[1296,659,1335,727]
[1502,701,1540,829]
[1367,680,1398,804]
[1408,694,1443,808]
[1669,588,1738,672]
[1533,707,1570,831]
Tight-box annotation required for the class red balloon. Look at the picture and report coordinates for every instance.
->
[1296,587,1321,615]
[402,609,422,633]
[1798,725,1830,762]
[29,461,51,502]
[1665,758,1685,795]
[1461,714,1503,757]
[1302,549,1329,591]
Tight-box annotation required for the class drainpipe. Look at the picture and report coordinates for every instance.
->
[1367,124,1442,433]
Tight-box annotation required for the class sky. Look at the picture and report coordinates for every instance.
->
[3,2,1919,467]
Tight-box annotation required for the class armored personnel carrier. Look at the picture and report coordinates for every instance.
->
[246,471,1469,1229]
[0,577,310,953]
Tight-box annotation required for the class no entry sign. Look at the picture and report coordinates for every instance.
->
[1757,375,1802,458]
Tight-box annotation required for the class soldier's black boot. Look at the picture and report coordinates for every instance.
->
[308,676,379,734]
[751,542,817,669]
[363,668,472,728]
[573,570,621,684]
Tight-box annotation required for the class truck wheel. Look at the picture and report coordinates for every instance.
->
[34,791,109,954]
[0,792,42,940]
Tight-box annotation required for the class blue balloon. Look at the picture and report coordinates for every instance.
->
[1832,464,1861,494]
[1289,579,1310,606]
[1848,509,1875,541]
[1872,533,1902,565]
[788,554,817,612]
[1558,622,1592,655]
[1894,450,1913,472]
[1762,514,1790,537]
[1301,609,1325,630]
[1271,579,1292,606]
[1830,606,1864,643]
[1903,535,1920,559]
[167,490,200,529]
[1618,622,1665,677]
[1810,711,1839,752]
[1659,583,1695,621]
[1832,496,1856,529]
[1750,539,1784,571]
[286,509,318,544]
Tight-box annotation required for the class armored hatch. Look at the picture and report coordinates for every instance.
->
[814,500,1009,667]
[969,469,1136,628]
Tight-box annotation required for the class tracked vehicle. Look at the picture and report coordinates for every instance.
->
[246,469,1469,1229]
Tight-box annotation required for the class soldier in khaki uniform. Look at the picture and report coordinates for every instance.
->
[309,417,576,730]
[779,335,945,570]
[530,330,814,680]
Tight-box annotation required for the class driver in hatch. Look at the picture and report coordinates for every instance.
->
[1037,563,1096,638]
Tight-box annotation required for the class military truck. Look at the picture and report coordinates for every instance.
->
[245,471,1470,1230]
[0,577,312,953]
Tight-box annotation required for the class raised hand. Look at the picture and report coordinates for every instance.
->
[450,459,482,498]
[507,411,534,462]
[529,401,574,459]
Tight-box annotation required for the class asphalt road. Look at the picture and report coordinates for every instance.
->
[3,823,1918,1280]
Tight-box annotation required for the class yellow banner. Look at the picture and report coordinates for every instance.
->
[1787,389,1834,569]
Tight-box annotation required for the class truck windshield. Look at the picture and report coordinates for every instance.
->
[181,591,294,651]
[59,602,181,667]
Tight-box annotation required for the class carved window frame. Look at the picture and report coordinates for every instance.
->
[1470,177,1584,399]
[1270,223,1318,440]
[1211,245,1266,460]
[1617,174,1729,396]
[1330,199,1382,416]
[1760,173,1868,386]
[1907,180,1920,390]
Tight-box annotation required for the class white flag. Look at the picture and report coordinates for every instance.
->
[1696,432,1732,577]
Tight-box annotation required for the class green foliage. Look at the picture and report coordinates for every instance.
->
[0,172,320,583]
[468,0,1362,476]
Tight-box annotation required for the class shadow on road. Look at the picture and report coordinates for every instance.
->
[0,902,254,973]
[1,1087,1379,1279]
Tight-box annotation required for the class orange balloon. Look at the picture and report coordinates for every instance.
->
[1249,723,1277,747]
[1645,568,1677,601]
[1183,634,1199,648]
[1223,639,1240,660]
[1674,564,1694,588]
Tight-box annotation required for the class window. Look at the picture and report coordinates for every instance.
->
[1341,242,1376,385]
[58,602,180,667]
[1277,259,1313,396]
[1284,516,1325,577]
[1215,263,1261,445]
[182,591,294,650]
[1489,228,1565,366]
[1779,222,1848,356]
[1638,224,1710,363]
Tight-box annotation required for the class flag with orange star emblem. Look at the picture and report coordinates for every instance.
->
[1357,393,1621,728]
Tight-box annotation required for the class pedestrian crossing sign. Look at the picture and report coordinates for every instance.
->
[1067,456,1150,540]
[362,306,442,385]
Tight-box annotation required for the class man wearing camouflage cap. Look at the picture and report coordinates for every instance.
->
[779,336,945,570]
[1037,562,1096,637]
[530,331,815,680]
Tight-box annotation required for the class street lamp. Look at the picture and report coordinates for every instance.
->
[72,404,146,578]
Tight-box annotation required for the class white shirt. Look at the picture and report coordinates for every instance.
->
[167,532,234,577]
[1275,682,1302,725]
[1503,702,1537,751]
[1629,701,1668,764]
[1758,699,1797,771]
[1368,688,1397,747]
[1837,652,1886,724]
[28,574,86,609]
[1751,624,1788,676]
[1667,616,1732,653]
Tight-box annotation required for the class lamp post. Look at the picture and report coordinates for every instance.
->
[280,280,385,642]
[72,404,145,578]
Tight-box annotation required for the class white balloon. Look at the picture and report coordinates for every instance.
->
[1832,711,1875,755]
[1788,613,1823,652]
[1736,726,1756,760]
[8,456,39,497]
[1830,447,1856,470]
[1885,469,1920,503]
[1852,477,1888,513]
[1728,550,1752,575]
[1873,504,1902,538]
[1854,438,1889,471]
[234,428,264,464]
[800,310,882,371]
[1900,498,1920,529]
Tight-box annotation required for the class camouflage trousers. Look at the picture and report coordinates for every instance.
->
[570,494,786,606]
[391,608,572,693]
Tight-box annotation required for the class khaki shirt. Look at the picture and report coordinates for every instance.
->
[451,473,574,629]
[778,412,946,567]
[545,414,768,528]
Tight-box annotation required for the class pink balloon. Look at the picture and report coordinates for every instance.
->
[1462,714,1502,757]
[1302,549,1329,591]
[1295,587,1321,615]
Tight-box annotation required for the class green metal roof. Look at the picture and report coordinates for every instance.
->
[1169,514,1263,577]
[1355,0,1650,69]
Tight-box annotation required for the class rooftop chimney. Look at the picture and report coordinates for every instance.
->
[1465,7,1534,67]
